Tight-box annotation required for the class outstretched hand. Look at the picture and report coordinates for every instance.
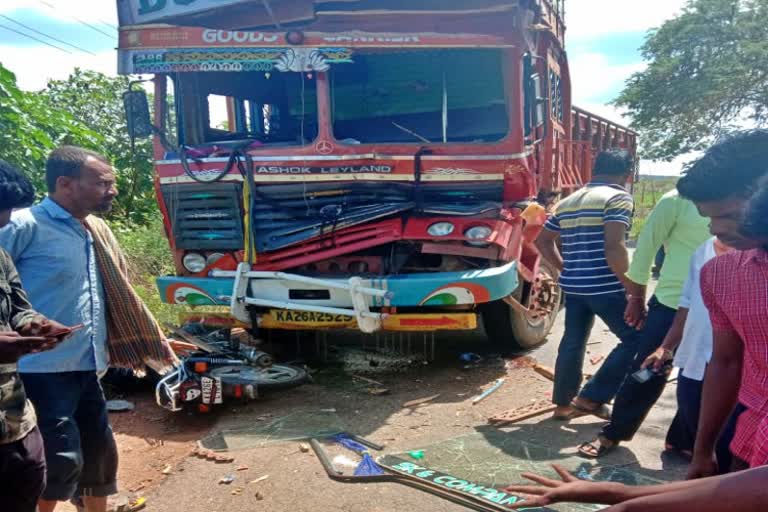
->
[504,465,624,509]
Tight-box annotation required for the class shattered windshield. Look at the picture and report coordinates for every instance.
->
[174,70,318,147]
[331,49,509,144]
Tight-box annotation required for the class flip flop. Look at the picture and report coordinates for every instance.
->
[578,438,619,459]
[552,408,587,421]
[570,401,612,420]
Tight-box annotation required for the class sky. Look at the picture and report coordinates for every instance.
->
[0,0,691,175]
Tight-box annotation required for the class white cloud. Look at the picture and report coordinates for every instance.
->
[565,0,688,41]
[0,45,116,90]
[569,52,646,105]
[0,0,117,25]
[640,153,701,177]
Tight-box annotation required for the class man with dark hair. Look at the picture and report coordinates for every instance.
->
[578,181,710,458]
[681,130,768,478]
[0,146,176,512]
[536,149,640,420]
[0,159,72,512]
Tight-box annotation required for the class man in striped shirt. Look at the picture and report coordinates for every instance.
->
[536,150,639,420]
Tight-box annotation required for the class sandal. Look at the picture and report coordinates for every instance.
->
[570,400,612,420]
[552,407,587,421]
[578,437,619,459]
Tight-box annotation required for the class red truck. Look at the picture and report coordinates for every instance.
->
[119,0,637,351]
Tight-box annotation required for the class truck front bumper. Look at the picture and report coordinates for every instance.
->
[157,261,518,332]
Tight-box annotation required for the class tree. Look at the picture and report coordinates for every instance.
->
[44,70,157,226]
[0,63,99,192]
[615,0,768,160]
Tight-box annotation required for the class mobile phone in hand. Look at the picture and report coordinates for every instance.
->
[46,323,84,340]
[632,360,673,384]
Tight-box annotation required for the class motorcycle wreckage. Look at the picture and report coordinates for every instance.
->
[157,327,309,412]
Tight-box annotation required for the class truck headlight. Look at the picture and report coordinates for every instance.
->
[183,252,207,273]
[427,222,455,237]
[464,226,492,247]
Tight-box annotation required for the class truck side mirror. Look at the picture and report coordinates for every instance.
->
[123,89,153,139]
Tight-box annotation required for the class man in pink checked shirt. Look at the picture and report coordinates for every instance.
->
[686,131,768,478]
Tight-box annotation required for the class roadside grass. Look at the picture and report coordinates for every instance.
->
[631,177,678,239]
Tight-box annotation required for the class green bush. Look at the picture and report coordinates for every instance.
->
[112,216,186,327]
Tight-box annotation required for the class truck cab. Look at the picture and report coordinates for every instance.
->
[118,0,636,349]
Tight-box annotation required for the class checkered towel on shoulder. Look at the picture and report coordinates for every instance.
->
[85,217,177,375]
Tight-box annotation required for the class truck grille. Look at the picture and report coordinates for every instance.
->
[162,183,244,250]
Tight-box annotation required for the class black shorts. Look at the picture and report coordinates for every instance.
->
[0,427,46,512]
[21,371,118,501]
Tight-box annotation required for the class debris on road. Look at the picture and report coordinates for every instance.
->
[161,464,173,475]
[218,475,235,485]
[367,387,391,396]
[231,487,244,496]
[352,374,385,387]
[590,354,605,366]
[236,465,249,471]
[408,450,425,460]
[113,496,147,512]
[255,492,265,501]
[191,446,235,463]
[249,475,270,485]
[533,364,556,382]
[106,399,135,412]
[488,400,557,426]
[471,378,505,405]
[299,443,311,453]
[402,394,440,408]
[459,352,482,363]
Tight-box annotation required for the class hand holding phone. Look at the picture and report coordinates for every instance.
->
[632,360,673,384]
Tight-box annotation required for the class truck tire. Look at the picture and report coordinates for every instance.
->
[482,259,562,351]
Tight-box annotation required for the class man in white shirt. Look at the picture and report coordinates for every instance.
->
[641,236,735,467]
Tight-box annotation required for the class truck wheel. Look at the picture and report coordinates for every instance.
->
[482,260,562,351]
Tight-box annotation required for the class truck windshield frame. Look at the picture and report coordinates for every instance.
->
[330,48,510,145]
[172,70,319,148]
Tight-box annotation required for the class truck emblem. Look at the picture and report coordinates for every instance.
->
[316,140,334,154]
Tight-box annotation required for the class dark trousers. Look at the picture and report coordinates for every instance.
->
[719,403,747,474]
[665,372,702,453]
[553,292,641,407]
[0,427,46,512]
[21,371,118,501]
[601,296,677,442]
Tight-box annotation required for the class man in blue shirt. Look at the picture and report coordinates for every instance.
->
[0,146,120,512]
[536,150,639,421]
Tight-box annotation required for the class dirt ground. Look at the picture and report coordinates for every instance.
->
[62,280,687,512]
[111,354,553,512]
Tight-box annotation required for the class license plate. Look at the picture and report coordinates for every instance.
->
[261,310,356,329]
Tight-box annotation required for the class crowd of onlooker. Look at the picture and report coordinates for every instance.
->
[528,130,768,510]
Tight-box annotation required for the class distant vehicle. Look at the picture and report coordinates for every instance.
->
[118,0,637,350]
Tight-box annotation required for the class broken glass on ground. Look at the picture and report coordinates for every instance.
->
[200,409,344,451]
[382,430,666,511]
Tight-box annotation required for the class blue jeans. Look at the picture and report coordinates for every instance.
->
[553,292,641,407]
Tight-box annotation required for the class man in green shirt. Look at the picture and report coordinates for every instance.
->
[579,188,711,457]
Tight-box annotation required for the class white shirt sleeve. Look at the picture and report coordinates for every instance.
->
[677,255,698,309]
